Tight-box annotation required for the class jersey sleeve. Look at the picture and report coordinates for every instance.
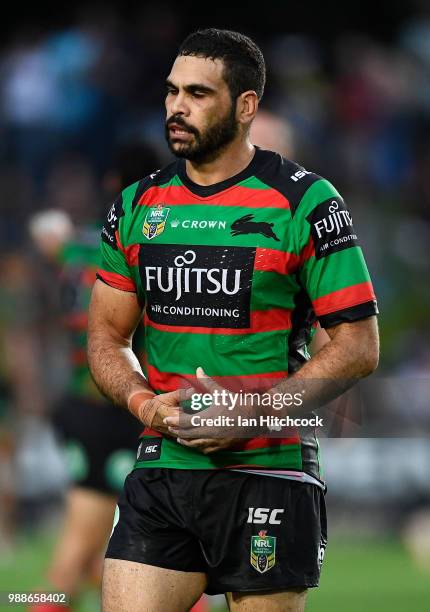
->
[96,194,136,292]
[294,178,378,328]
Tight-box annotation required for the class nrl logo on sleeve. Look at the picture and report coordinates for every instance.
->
[250,530,276,573]
[143,204,170,240]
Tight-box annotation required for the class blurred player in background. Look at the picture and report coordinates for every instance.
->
[0,245,52,548]
[249,108,294,158]
[26,144,160,612]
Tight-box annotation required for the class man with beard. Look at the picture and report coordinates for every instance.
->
[88,29,379,611]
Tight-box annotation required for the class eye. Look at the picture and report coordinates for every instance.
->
[192,91,205,98]
[166,87,178,96]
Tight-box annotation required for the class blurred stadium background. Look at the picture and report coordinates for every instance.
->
[1,1,430,610]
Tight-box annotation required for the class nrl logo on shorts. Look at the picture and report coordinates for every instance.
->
[143,204,170,240]
[250,530,276,573]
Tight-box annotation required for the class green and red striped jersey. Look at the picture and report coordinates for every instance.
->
[97,148,378,480]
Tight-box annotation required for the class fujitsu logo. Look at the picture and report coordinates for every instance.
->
[313,200,353,239]
[144,249,242,301]
[107,204,118,225]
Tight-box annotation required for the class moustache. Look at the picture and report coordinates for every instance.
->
[166,116,198,135]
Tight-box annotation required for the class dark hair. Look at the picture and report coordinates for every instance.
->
[178,28,266,100]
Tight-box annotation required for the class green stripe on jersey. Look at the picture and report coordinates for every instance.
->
[302,247,372,299]
[146,327,290,376]
[295,178,341,219]
[251,271,299,311]
[237,176,273,189]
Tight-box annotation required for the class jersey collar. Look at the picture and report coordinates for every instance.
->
[176,147,262,198]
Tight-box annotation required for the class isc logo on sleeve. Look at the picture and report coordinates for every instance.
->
[136,438,162,461]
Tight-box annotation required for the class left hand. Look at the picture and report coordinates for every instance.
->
[164,367,254,454]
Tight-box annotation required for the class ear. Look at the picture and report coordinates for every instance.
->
[236,90,259,125]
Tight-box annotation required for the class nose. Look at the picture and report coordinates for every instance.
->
[168,91,189,117]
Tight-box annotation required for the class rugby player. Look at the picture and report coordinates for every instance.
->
[88,29,379,612]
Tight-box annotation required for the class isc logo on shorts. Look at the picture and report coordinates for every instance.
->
[136,438,162,461]
[247,507,285,525]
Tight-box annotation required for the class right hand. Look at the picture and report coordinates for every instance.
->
[143,388,191,437]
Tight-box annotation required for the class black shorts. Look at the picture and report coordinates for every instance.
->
[53,394,142,495]
[106,468,327,595]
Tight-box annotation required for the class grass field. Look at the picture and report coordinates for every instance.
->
[0,531,429,611]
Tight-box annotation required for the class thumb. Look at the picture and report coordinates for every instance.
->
[196,367,223,394]
[169,386,195,403]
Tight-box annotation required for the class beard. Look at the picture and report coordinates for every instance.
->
[165,102,238,164]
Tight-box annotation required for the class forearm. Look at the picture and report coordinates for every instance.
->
[87,281,157,422]
[266,319,379,417]
[87,330,154,409]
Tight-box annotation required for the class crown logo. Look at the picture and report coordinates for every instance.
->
[170,218,180,228]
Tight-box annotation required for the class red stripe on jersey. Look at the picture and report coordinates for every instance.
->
[232,436,301,451]
[115,230,126,253]
[144,308,292,335]
[125,243,140,266]
[97,269,136,292]
[145,367,196,392]
[138,185,290,209]
[141,428,162,437]
[251,308,292,331]
[299,237,316,265]
[254,247,301,275]
[313,281,376,316]
[146,363,288,393]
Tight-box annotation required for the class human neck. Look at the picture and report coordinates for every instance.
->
[184,138,255,186]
